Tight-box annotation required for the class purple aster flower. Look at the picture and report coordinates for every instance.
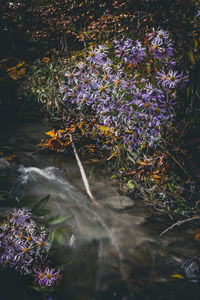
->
[124,40,146,65]
[98,54,112,66]
[34,267,61,287]
[124,38,134,48]
[64,71,75,84]
[113,77,127,90]
[159,97,175,114]
[148,28,169,42]
[75,62,87,76]
[165,70,181,88]
[86,50,99,63]
[148,88,164,101]
[178,71,189,88]
[95,82,111,96]
[156,29,169,42]
[95,44,109,55]
[114,37,126,50]
[156,70,169,87]
[164,58,176,67]
[59,84,71,98]
[102,70,115,83]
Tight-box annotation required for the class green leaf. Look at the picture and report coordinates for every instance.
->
[127,153,135,164]
[31,195,50,214]
[46,216,72,225]
[46,215,72,226]
[48,230,56,244]
[60,260,74,268]
[110,174,117,179]
[188,48,195,65]
[126,180,135,189]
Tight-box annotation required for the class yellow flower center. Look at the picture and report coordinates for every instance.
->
[68,74,73,79]
[100,86,105,92]
[39,273,44,279]
[89,52,95,57]
[115,79,120,85]
[103,75,108,80]
[162,75,167,80]
[170,76,175,81]
[23,247,28,253]
[27,236,31,242]
[46,274,52,279]
[153,44,158,50]
[38,241,43,247]
[144,103,151,108]
[82,98,86,103]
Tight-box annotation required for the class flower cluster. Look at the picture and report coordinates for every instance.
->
[59,29,189,151]
[34,267,61,287]
[0,208,61,288]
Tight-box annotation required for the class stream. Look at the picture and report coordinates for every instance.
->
[1,116,200,300]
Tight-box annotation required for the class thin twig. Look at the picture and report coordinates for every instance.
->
[69,134,100,207]
[160,216,200,237]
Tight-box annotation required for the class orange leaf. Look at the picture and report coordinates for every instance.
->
[45,130,56,137]
[152,174,160,179]
[137,159,147,166]
[126,170,136,175]
[195,232,200,241]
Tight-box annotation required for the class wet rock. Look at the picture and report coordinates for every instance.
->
[181,256,200,280]
[0,158,19,192]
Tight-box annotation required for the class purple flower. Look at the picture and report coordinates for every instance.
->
[113,77,127,90]
[179,71,189,88]
[165,70,181,88]
[114,37,126,50]
[86,50,99,63]
[65,71,75,85]
[95,44,108,55]
[156,70,169,87]
[148,28,169,42]
[34,267,62,287]
[75,62,87,76]
[59,84,71,98]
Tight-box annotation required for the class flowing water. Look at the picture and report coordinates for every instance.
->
[1,117,200,300]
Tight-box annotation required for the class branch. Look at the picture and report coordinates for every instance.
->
[69,134,100,207]
[160,216,200,237]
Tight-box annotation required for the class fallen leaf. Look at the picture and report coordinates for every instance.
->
[171,274,184,279]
